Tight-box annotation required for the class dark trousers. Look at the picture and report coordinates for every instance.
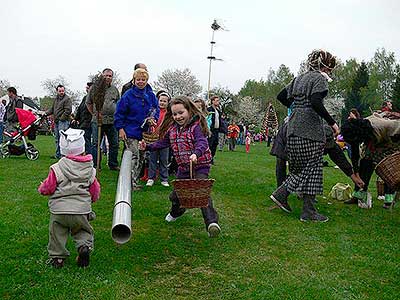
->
[355,158,394,194]
[83,127,92,154]
[228,138,237,151]
[169,172,219,229]
[91,123,119,168]
[276,157,287,188]
[208,129,219,158]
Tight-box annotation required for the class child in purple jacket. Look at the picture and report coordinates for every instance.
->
[140,96,220,237]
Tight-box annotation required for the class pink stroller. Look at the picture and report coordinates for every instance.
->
[1,108,45,160]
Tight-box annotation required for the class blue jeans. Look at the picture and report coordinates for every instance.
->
[148,147,169,182]
[91,122,119,168]
[54,120,70,158]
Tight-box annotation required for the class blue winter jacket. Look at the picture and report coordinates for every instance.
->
[114,85,160,140]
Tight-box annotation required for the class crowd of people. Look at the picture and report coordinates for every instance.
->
[3,50,399,269]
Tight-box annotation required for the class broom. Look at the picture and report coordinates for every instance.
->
[91,74,108,172]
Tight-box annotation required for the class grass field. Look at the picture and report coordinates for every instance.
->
[1,135,399,300]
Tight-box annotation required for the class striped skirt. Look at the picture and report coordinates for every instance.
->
[284,136,325,195]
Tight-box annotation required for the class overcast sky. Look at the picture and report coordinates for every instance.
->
[2,0,400,98]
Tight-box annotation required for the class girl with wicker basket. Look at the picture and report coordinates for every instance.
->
[146,91,171,187]
[139,96,221,238]
[341,115,400,209]
[114,68,159,191]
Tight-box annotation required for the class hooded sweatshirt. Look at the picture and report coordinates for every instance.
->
[38,155,99,214]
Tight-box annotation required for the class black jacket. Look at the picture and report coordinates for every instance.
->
[207,106,223,131]
[74,95,92,129]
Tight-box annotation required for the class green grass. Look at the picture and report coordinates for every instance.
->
[1,136,399,299]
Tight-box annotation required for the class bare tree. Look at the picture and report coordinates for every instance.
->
[204,85,234,111]
[0,79,12,97]
[153,68,202,97]
[41,75,83,108]
[88,70,123,92]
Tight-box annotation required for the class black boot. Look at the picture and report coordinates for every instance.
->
[300,194,328,222]
[270,185,292,213]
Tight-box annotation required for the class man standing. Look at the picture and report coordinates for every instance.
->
[72,82,93,153]
[227,120,240,151]
[207,95,222,162]
[46,85,72,159]
[5,87,24,131]
[86,68,120,170]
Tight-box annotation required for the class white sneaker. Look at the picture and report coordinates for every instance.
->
[207,223,221,238]
[165,213,177,222]
[161,181,170,187]
[146,179,154,187]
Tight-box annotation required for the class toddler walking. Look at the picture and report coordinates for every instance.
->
[38,128,100,268]
[140,96,220,237]
[245,132,251,153]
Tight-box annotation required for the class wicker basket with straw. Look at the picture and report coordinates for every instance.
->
[142,131,159,144]
[172,161,215,208]
[375,151,400,190]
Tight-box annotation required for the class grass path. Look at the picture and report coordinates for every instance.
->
[0,136,399,299]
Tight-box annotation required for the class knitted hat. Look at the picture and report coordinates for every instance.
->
[59,128,85,156]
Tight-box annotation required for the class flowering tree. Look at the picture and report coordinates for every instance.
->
[153,68,202,97]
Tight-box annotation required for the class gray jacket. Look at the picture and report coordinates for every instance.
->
[286,71,328,142]
[48,157,96,214]
[47,95,72,122]
[86,85,120,125]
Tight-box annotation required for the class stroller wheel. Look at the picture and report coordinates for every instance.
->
[0,147,10,159]
[26,146,39,161]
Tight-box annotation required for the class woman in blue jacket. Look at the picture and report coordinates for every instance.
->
[114,68,159,190]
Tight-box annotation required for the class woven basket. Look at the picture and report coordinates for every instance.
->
[376,177,385,196]
[142,131,159,144]
[172,161,215,208]
[375,151,400,191]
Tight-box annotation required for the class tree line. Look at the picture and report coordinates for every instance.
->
[1,47,399,129]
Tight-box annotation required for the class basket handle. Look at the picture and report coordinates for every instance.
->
[190,160,193,179]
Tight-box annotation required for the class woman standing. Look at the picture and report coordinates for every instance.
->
[270,49,338,222]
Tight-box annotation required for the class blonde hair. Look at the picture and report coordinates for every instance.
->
[133,68,149,80]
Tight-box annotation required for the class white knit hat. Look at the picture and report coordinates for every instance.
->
[59,128,85,156]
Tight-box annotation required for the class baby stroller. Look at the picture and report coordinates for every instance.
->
[0,108,45,160]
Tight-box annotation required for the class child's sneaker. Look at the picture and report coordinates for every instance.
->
[383,194,395,209]
[161,181,170,187]
[207,223,221,238]
[132,182,143,191]
[146,179,154,187]
[165,213,177,222]
[51,258,64,269]
[77,245,90,268]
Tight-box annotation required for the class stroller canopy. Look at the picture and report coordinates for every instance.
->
[16,108,37,129]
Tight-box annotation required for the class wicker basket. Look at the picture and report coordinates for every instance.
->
[172,161,215,208]
[375,151,400,191]
[142,131,159,144]
[376,177,385,196]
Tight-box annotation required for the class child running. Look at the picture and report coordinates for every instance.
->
[140,96,221,237]
[38,128,100,268]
